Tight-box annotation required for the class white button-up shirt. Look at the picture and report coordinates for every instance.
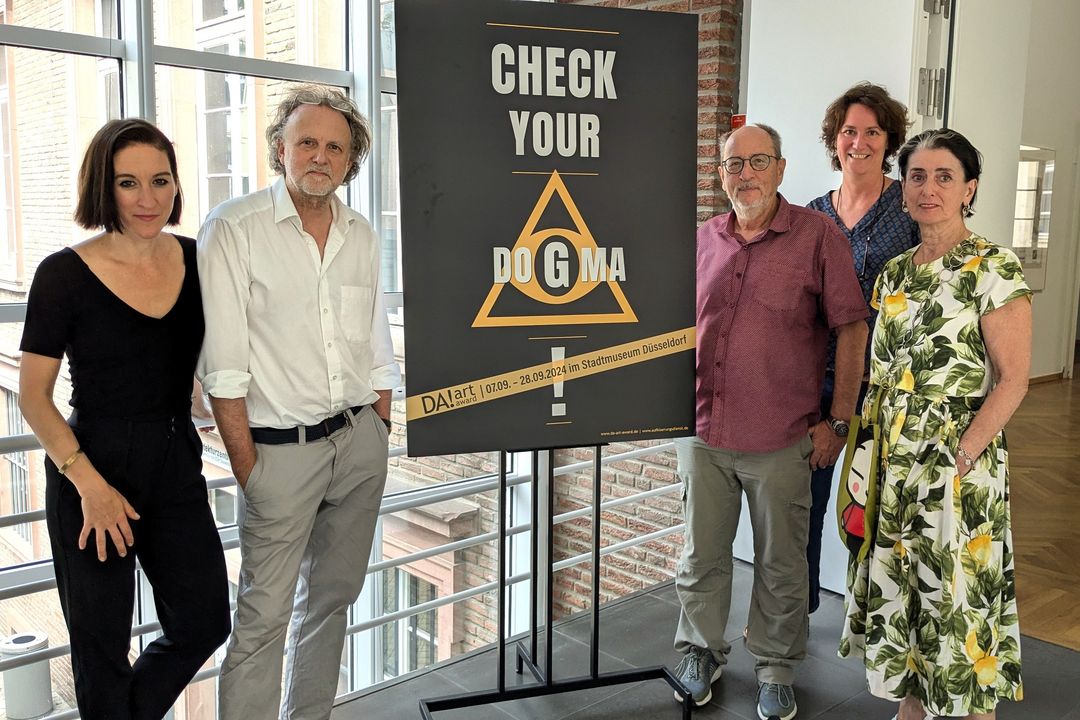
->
[197,177,400,429]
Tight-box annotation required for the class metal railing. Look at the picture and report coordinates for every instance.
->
[0,437,682,676]
[0,301,685,717]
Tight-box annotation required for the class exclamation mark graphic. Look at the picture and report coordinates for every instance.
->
[551,346,566,417]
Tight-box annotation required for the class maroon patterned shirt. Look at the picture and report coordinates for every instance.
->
[695,195,868,452]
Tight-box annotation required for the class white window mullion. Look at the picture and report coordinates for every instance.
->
[119,0,155,120]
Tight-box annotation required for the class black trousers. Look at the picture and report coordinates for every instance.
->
[806,378,869,613]
[45,413,231,720]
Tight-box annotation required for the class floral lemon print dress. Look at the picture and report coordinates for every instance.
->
[839,234,1030,716]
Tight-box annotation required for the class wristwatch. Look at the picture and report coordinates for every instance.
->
[826,416,850,438]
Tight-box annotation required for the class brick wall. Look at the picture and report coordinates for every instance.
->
[549,442,684,618]
[556,0,742,222]
[262,0,298,65]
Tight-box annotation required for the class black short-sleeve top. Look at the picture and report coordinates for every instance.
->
[20,236,204,420]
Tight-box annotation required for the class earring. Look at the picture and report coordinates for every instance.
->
[902,200,908,213]
[961,202,970,216]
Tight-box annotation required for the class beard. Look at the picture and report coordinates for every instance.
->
[290,166,338,198]
[730,184,770,215]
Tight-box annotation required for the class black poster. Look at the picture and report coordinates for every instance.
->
[396,0,698,456]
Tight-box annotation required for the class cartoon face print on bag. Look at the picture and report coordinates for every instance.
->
[841,435,874,539]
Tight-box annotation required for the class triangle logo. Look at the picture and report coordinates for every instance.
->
[473,171,637,327]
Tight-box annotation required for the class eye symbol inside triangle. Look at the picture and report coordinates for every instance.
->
[473,171,637,328]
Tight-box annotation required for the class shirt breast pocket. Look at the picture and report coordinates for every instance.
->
[752,262,809,313]
[340,285,374,344]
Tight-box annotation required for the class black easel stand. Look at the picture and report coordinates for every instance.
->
[419,447,692,719]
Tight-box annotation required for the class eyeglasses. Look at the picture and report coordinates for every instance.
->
[719,153,780,174]
[295,89,354,114]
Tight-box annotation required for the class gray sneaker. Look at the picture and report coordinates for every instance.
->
[756,682,797,720]
[672,646,721,706]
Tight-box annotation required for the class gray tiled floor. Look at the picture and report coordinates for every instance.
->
[333,561,1080,720]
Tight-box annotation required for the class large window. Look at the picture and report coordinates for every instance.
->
[154,0,347,70]
[96,0,120,122]
[378,92,401,294]
[0,43,116,295]
[193,4,250,211]
[0,3,388,716]
[1012,148,1054,266]
[0,4,16,281]
[376,0,402,307]
[3,390,29,542]
[379,0,395,77]
[380,568,438,680]
[200,66,250,211]
[1011,146,1055,291]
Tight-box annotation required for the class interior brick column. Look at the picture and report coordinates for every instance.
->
[556,0,743,221]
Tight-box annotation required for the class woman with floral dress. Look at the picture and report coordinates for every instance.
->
[840,128,1031,720]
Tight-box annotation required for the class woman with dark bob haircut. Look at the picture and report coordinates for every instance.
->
[805,82,919,615]
[19,118,229,719]
[840,128,1031,720]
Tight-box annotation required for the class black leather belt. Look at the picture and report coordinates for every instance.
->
[250,405,367,445]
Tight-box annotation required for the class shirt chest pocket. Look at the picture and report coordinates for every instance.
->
[751,261,810,312]
[339,285,374,344]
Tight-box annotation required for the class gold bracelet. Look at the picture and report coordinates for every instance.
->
[58,448,84,476]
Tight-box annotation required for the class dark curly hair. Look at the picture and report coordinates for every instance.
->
[820,82,910,173]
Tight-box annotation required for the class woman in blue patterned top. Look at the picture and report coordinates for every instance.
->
[805,82,920,614]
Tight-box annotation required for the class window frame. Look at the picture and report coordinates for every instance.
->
[378,566,438,680]
[0,0,390,692]
[1011,145,1055,291]
[3,389,30,543]
[0,3,20,284]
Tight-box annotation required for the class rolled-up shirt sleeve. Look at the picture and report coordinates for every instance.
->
[197,217,254,399]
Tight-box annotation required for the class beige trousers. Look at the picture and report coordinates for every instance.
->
[218,406,388,720]
[673,434,812,685]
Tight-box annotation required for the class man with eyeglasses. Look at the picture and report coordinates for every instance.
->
[197,85,399,720]
[671,123,867,720]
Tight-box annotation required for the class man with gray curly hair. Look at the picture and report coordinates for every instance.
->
[197,84,399,720]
